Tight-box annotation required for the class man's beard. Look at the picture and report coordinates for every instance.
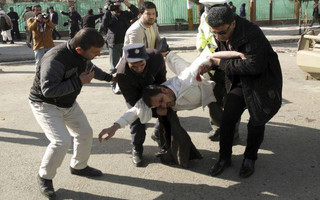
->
[146,20,155,25]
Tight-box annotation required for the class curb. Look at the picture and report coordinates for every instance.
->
[0,38,299,64]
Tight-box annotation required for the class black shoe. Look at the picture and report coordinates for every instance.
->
[70,166,102,177]
[239,159,255,178]
[2,41,7,44]
[208,128,240,142]
[37,175,56,198]
[26,43,32,48]
[209,159,231,177]
[132,147,143,167]
[159,37,170,53]
[208,128,220,141]
[10,40,14,44]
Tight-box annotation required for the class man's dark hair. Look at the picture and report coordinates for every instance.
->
[142,85,163,107]
[139,1,157,14]
[32,4,41,11]
[72,28,105,51]
[49,6,54,10]
[87,9,93,15]
[207,5,235,27]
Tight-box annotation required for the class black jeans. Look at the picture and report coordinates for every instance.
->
[130,118,161,153]
[219,87,265,161]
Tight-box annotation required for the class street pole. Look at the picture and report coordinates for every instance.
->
[269,0,273,24]
[187,0,194,30]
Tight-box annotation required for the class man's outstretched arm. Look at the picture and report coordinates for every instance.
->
[98,99,153,142]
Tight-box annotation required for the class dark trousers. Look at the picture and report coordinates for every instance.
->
[219,87,265,161]
[11,24,20,40]
[208,80,225,127]
[51,28,61,40]
[70,26,79,39]
[130,118,161,153]
[109,44,123,74]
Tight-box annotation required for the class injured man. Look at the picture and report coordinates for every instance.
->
[99,50,245,167]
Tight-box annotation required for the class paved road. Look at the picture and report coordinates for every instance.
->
[0,49,319,200]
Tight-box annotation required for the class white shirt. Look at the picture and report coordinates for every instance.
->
[115,52,216,128]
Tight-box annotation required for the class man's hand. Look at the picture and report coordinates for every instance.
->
[79,71,94,84]
[156,107,168,116]
[123,0,131,7]
[98,123,120,143]
[197,63,212,75]
[111,73,117,82]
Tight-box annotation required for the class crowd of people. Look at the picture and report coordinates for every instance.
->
[0,0,283,198]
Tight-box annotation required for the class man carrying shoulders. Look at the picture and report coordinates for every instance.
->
[113,43,166,167]
[206,5,282,178]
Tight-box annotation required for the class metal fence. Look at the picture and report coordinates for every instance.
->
[3,2,70,32]
[1,0,315,33]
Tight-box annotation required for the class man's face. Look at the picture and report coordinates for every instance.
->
[34,6,42,16]
[210,20,236,42]
[150,87,175,108]
[79,46,102,60]
[10,8,13,12]
[140,8,156,26]
[69,7,74,12]
[128,60,147,74]
[49,8,53,13]
[98,8,102,13]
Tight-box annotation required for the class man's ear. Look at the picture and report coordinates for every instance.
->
[75,47,82,54]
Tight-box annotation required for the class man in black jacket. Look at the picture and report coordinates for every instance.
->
[204,5,282,178]
[82,9,104,28]
[7,7,20,40]
[49,7,61,40]
[29,28,115,198]
[60,6,82,38]
[116,43,166,167]
[100,0,138,91]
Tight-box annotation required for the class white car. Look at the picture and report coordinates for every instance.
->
[297,28,320,80]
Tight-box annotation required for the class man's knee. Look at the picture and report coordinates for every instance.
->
[51,137,72,150]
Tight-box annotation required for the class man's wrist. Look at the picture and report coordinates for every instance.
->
[113,123,120,129]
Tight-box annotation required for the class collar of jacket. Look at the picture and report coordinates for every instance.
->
[229,16,249,50]
[138,19,148,30]
[67,40,88,62]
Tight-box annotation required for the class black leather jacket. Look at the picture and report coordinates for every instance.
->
[216,16,283,125]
